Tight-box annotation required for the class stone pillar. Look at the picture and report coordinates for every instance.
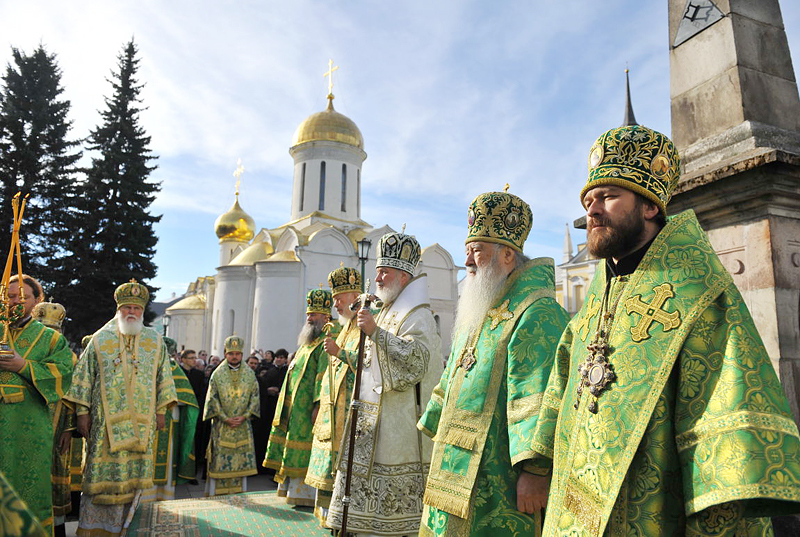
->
[668,0,800,446]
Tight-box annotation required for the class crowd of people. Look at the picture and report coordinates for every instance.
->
[2,116,800,537]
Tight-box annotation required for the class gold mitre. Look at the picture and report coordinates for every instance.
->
[114,279,149,309]
[32,300,66,331]
[224,335,244,354]
[328,266,361,296]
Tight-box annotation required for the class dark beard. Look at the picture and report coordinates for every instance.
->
[587,207,645,259]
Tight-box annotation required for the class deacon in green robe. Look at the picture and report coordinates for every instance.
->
[419,191,570,536]
[142,338,199,502]
[532,120,800,536]
[0,275,73,536]
[203,335,260,496]
[264,288,331,507]
[65,280,177,537]
[305,266,362,524]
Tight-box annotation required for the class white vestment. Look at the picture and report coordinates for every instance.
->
[327,275,444,536]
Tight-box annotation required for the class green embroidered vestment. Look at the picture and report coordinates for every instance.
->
[532,211,800,536]
[0,319,73,533]
[64,322,177,505]
[203,362,259,493]
[419,259,569,536]
[264,338,328,479]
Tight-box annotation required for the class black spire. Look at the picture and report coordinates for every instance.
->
[622,69,638,127]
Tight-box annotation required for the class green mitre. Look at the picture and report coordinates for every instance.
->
[466,189,532,253]
[306,288,333,315]
[582,124,680,215]
[224,335,244,353]
[328,265,362,296]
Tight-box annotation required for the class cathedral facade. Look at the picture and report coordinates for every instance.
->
[165,94,459,357]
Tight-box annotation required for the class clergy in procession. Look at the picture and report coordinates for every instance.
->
[142,336,199,502]
[0,275,73,536]
[531,117,800,535]
[203,335,260,496]
[419,190,570,536]
[305,266,362,524]
[65,279,177,537]
[264,288,332,506]
[31,299,78,536]
[327,231,444,537]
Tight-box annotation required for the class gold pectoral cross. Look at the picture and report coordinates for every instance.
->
[624,283,681,342]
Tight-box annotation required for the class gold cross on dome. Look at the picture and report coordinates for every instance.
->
[324,59,339,97]
[504,183,510,193]
[233,158,245,196]
[624,283,681,342]
[487,299,514,330]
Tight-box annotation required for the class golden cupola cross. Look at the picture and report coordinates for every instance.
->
[624,283,681,342]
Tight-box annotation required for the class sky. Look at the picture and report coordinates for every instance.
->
[1,1,799,302]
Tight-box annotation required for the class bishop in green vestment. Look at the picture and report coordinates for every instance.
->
[419,191,570,536]
[203,335,260,496]
[305,266,362,524]
[0,275,73,536]
[531,119,800,536]
[264,288,331,506]
[65,280,177,537]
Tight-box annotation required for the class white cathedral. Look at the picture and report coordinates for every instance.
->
[165,93,460,357]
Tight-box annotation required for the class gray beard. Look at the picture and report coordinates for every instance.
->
[115,311,144,336]
[297,321,323,347]
[452,255,507,344]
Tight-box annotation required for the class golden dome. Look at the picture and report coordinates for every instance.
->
[214,197,255,242]
[292,96,364,150]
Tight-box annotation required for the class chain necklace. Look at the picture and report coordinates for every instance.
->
[575,276,625,413]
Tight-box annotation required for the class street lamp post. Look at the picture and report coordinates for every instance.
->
[357,238,372,292]
[162,314,170,336]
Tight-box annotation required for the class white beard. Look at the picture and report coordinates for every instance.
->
[452,254,507,344]
[375,278,403,305]
[115,310,144,336]
[297,319,324,347]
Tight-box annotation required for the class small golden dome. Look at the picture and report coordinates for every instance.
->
[214,198,255,242]
[292,96,364,150]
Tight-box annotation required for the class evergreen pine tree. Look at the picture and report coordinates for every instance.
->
[0,45,82,291]
[63,39,160,339]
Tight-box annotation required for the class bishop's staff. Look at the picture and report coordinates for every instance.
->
[338,279,377,536]
[0,192,29,358]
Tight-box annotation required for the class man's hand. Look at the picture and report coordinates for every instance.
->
[156,413,166,430]
[356,308,377,337]
[58,430,72,454]
[0,350,25,372]
[77,414,91,438]
[225,416,246,427]
[517,471,550,514]
[323,337,340,357]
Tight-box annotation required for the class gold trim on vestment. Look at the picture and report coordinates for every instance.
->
[687,482,800,516]
[564,478,603,536]
[207,467,258,479]
[676,411,800,452]
[424,281,554,519]
[507,392,543,425]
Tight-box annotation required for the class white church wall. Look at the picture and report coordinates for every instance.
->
[253,260,303,351]
[212,266,255,356]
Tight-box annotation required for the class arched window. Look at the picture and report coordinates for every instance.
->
[319,161,326,211]
[341,164,347,212]
[299,163,306,212]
